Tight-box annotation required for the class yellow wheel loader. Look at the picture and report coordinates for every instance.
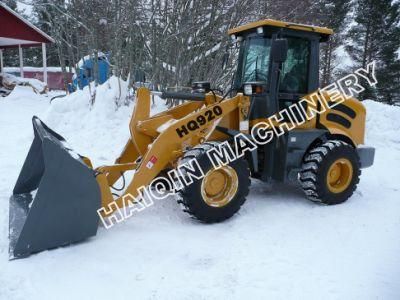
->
[9,19,375,259]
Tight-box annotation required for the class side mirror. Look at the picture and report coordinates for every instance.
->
[271,38,288,63]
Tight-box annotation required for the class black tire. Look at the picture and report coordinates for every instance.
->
[176,142,250,223]
[299,140,361,205]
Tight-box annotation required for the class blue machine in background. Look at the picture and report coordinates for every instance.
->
[71,53,110,91]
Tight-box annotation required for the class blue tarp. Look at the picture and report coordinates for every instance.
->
[72,53,110,90]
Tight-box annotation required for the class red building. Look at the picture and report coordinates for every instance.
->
[0,2,54,86]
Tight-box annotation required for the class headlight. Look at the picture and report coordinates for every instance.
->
[192,81,210,93]
[244,84,253,96]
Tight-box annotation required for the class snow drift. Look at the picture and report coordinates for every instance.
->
[0,73,47,94]
[44,76,167,167]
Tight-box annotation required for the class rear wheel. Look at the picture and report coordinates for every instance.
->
[176,142,250,223]
[299,140,361,205]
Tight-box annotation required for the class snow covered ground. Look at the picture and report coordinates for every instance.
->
[0,81,399,299]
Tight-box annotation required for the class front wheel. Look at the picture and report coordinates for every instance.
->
[299,140,361,205]
[176,142,250,223]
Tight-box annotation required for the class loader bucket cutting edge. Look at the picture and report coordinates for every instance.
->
[9,116,101,259]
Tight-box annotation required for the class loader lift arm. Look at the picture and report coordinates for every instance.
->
[95,87,250,217]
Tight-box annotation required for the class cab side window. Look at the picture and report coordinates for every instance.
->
[242,37,272,83]
[279,37,310,94]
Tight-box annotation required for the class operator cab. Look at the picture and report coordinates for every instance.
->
[229,19,333,118]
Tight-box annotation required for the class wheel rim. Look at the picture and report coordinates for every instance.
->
[201,166,239,207]
[326,158,353,193]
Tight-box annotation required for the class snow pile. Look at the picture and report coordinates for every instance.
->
[44,76,167,166]
[0,72,47,94]
[364,100,400,147]
[363,100,400,197]
[3,85,49,102]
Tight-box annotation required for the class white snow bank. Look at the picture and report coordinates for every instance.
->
[364,100,400,147]
[44,76,168,166]
[3,85,44,101]
[1,72,47,94]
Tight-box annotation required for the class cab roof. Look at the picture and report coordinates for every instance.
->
[228,19,333,37]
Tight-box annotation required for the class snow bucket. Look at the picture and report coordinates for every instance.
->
[9,117,101,259]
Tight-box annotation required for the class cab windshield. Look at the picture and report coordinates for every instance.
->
[235,37,271,88]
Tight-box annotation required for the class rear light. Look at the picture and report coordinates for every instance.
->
[255,85,263,94]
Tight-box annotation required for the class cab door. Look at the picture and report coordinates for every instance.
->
[278,37,310,109]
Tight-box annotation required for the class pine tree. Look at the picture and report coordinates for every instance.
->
[317,0,351,86]
[347,0,400,102]
[376,5,400,105]
[3,0,17,10]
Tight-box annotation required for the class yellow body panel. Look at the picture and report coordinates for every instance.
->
[319,93,366,145]
[248,91,365,145]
